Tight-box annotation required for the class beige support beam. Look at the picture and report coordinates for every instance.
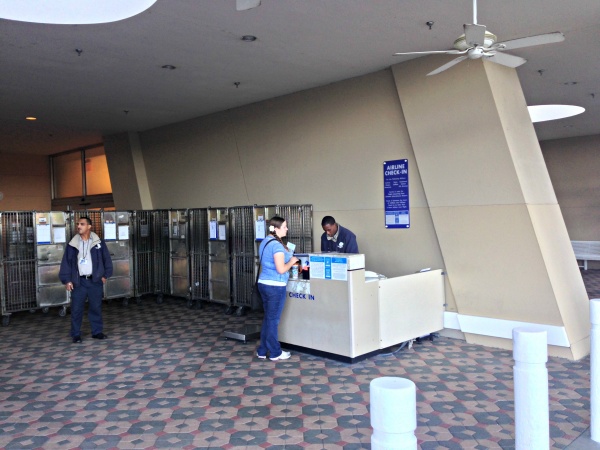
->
[392,56,589,359]
[128,132,152,210]
[103,132,152,210]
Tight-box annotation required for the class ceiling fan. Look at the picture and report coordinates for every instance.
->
[394,0,565,76]
[236,0,261,11]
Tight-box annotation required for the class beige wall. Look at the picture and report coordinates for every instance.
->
[138,70,451,287]
[104,62,593,359]
[542,135,600,269]
[0,152,51,211]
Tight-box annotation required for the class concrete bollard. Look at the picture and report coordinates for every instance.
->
[370,376,417,450]
[590,299,600,442]
[513,327,549,450]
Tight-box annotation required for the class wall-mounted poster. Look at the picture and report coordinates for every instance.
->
[383,159,410,228]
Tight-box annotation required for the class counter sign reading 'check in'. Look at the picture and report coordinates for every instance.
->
[383,159,410,228]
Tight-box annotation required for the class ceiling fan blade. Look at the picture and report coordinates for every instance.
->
[464,24,487,46]
[427,56,468,76]
[485,51,527,68]
[394,49,466,56]
[497,32,565,50]
[236,0,261,11]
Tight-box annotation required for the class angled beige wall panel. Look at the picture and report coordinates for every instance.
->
[104,132,145,210]
[392,56,589,359]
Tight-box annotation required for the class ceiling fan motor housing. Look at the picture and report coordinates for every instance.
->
[454,30,497,50]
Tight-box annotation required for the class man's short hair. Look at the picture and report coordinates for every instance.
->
[321,216,336,227]
[80,216,92,225]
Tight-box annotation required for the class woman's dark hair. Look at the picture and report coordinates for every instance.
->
[268,216,289,251]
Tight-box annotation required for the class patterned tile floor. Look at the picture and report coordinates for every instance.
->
[0,269,599,449]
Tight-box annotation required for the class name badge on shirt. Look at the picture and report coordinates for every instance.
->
[80,258,88,265]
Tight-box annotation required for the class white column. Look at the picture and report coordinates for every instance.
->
[590,299,600,441]
[513,327,549,450]
[370,377,417,450]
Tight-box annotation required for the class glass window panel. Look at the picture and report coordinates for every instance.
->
[53,152,82,198]
[85,147,113,195]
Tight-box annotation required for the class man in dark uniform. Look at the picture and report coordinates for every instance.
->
[320,216,359,253]
[59,216,113,343]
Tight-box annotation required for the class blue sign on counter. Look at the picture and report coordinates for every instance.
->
[383,159,410,228]
[324,257,332,279]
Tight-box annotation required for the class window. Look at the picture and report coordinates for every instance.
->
[51,144,113,210]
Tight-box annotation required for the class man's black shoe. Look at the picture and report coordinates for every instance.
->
[92,333,107,340]
[72,336,82,343]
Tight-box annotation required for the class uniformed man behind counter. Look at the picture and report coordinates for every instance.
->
[320,216,359,253]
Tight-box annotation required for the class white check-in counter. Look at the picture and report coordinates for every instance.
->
[279,253,445,363]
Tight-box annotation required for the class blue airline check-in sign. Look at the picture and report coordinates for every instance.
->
[383,159,410,228]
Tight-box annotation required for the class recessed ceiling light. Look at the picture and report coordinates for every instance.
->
[528,105,585,123]
[0,0,157,24]
[25,116,37,121]
[241,35,257,42]
[562,81,578,85]
[161,65,176,70]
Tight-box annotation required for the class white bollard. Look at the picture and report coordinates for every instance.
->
[590,299,600,442]
[513,327,549,450]
[370,376,417,450]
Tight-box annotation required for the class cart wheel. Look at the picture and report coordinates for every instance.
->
[42,307,50,314]
[59,307,67,317]
[224,305,235,315]
[29,309,37,313]
[157,294,164,305]
[2,316,9,327]
[235,306,247,317]
[123,298,129,307]
[187,300,193,309]
[136,297,142,305]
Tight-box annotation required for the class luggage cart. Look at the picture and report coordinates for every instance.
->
[1,211,36,326]
[229,205,256,316]
[71,210,103,238]
[152,210,170,303]
[34,211,70,318]
[102,211,134,305]
[168,209,192,304]
[208,207,231,312]
[275,204,313,253]
[189,208,209,309]
[222,205,275,342]
[132,210,155,303]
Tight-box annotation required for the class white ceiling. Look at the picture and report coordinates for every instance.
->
[1,0,599,155]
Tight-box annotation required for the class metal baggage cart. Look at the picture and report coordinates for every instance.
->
[132,210,155,302]
[208,207,231,310]
[168,209,191,303]
[71,210,103,238]
[189,208,209,308]
[102,211,133,305]
[34,211,70,317]
[1,211,36,326]
[229,205,256,315]
[275,204,313,253]
[152,210,170,303]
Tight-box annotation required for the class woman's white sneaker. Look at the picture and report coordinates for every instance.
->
[269,351,291,361]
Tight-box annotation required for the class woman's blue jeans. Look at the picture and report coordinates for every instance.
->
[257,283,286,358]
